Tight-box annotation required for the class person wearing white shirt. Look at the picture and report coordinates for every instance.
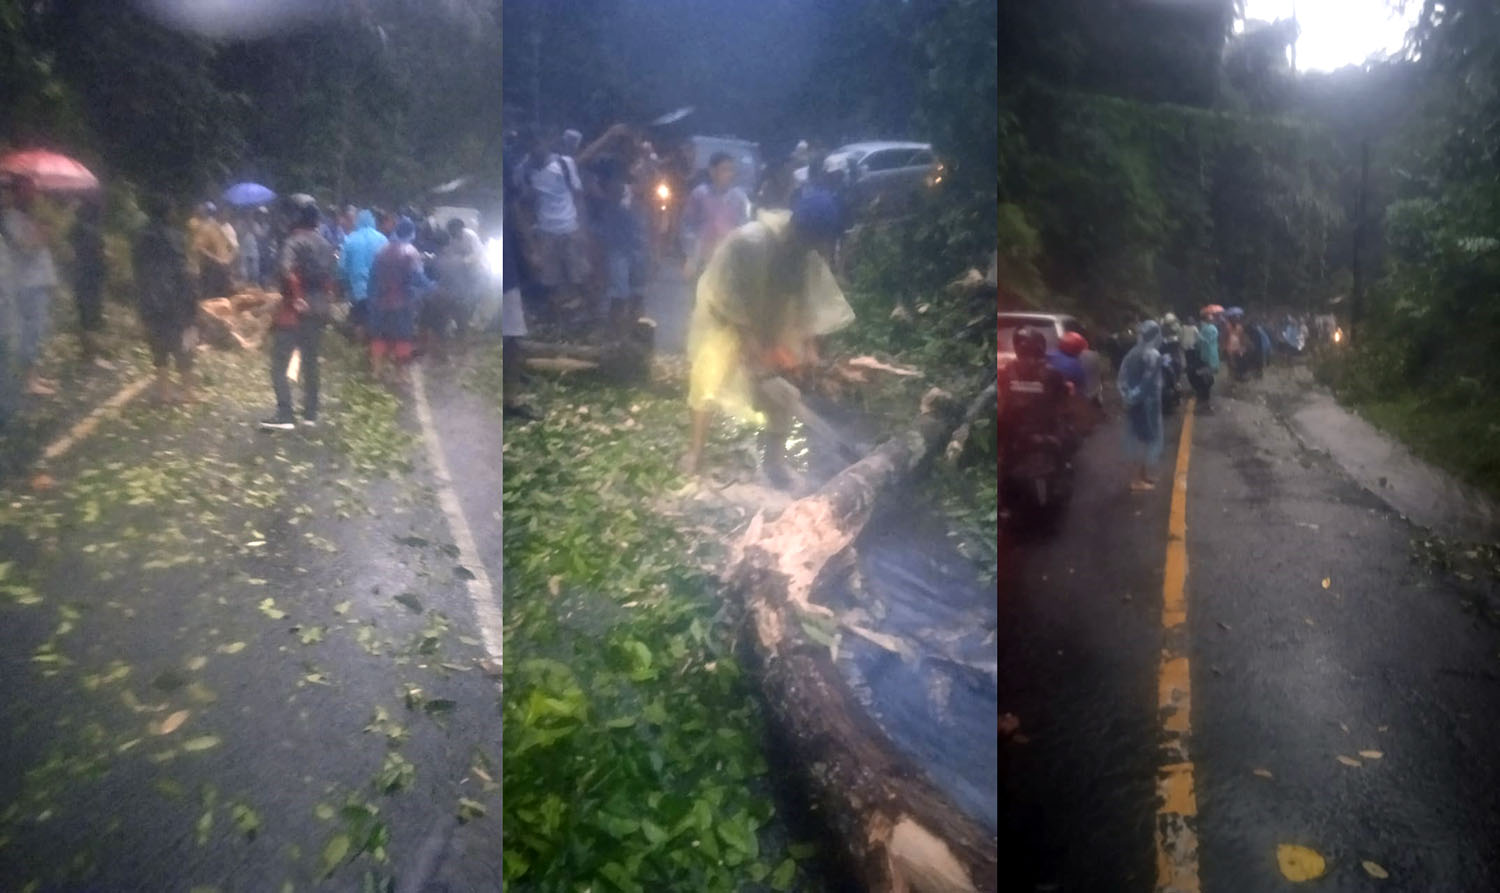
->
[514,127,590,322]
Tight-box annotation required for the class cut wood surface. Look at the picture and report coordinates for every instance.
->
[196,290,277,351]
[729,387,997,893]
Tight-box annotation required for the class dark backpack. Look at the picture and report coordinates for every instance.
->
[290,235,332,296]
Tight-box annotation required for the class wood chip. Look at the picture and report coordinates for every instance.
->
[153,710,190,736]
[1336,755,1362,767]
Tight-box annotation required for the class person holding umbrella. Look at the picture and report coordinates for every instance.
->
[1,175,60,397]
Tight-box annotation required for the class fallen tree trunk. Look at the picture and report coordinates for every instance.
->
[728,388,997,893]
[520,322,654,382]
[517,339,606,361]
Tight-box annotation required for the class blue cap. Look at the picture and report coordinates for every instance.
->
[395,216,416,241]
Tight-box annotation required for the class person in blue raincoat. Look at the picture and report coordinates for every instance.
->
[1195,311,1220,412]
[1118,320,1165,491]
[339,209,387,336]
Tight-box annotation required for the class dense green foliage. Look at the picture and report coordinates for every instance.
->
[1000,0,1500,494]
[1002,85,1344,324]
[1314,1,1500,497]
[1,0,498,204]
[499,375,821,892]
[994,0,1367,330]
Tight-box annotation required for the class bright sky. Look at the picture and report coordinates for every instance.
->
[1240,0,1421,71]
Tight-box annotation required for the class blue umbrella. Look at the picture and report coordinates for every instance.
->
[223,182,276,207]
[1226,306,1245,319]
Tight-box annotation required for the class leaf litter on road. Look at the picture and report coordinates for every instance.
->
[1362,859,1389,879]
[1277,843,1327,882]
[1337,755,1362,767]
[152,710,190,736]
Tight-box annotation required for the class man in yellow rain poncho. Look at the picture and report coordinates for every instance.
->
[679,192,854,485]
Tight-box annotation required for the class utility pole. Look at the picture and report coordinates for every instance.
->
[1350,139,1370,341]
[1290,0,1298,73]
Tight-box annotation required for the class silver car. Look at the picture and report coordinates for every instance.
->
[998,312,1087,365]
[795,141,941,219]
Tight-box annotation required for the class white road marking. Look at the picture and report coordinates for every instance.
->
[410,364,503,662]
[38,377,154,465]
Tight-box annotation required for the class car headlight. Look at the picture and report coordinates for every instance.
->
[485,236,503,276]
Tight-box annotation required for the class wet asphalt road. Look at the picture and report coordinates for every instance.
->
[1001,377,1500,891]
[0,339,502,891]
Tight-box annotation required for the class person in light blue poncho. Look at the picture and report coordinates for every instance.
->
[339,209,388,334]
[1118,319,1165,491]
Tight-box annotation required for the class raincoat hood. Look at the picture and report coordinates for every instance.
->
[1137,320,1161,347]
[355,209,376,230]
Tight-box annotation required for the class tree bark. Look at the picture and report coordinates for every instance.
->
[519,323,654,382]
[728,388,997,893]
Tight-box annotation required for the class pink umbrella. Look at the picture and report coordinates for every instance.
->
[0,150,100,193]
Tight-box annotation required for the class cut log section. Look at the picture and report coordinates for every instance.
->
[196,290,277,351]
[728,387,998,893]
[519,320,655,382]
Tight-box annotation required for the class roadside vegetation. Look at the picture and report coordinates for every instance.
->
[496,187,997,893]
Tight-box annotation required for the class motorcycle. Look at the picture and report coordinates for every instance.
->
[1000,379,1075,534]
[1000,429,1074,535]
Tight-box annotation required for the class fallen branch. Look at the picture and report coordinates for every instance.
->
[945,378,998,463]
[728,387,997,893]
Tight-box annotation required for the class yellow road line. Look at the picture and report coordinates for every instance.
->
[38,377,154,465]
[1156,399,1200,893]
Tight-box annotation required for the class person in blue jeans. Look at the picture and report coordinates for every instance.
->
[2,175,60,397]
[261,203,337,430]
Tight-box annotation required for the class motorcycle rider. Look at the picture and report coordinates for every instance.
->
[1000,326,1073,522]
[1047,331,1095,437]
[1000,326,1070,461]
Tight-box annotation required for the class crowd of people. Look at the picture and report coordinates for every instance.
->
[0,171,494,435]
[503,122,854,479]
[1001,303,1331,501]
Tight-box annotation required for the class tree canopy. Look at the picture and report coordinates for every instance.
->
[1,0,500,206]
